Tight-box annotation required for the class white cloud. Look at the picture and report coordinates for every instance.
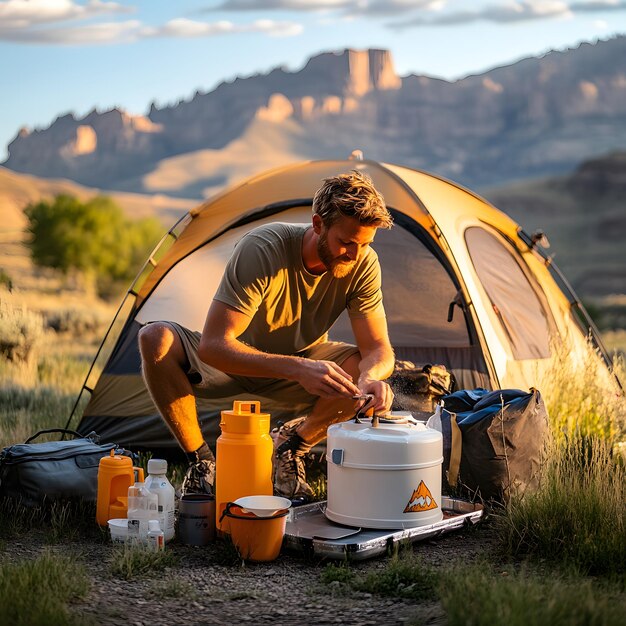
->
[0,19,143,44]
[150,17,303,39]
[0,0,132,29]
[209,1,355,10]
[0,1,302,45]
[593,18,609,27]
[571,0,626,11]
[208,0,442,16]
[2,0,625,44]
[207,0,626,22]
[388,1,579,28]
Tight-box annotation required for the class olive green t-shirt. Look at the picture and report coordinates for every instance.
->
[213,222,385,355]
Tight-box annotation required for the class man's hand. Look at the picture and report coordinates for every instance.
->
[358,377,394,414]
[296,359,361,399]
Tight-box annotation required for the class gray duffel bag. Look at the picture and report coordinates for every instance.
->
[0,428,133,507]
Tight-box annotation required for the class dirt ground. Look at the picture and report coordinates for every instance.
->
[3,510,497,626]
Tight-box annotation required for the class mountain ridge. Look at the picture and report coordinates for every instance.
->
[4,37,626,195]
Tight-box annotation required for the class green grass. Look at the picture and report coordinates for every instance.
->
[0,551,92,626]
[149,577,198,600]
[109,543,179,580]
[497,435,626,578]
[321,554,439,601]
[0,498,106,544]
[323,557,625,625]
[320,562,356,585]
[497,340,626,578]
[438,565,626,626]
[0,386,78,448]
[539,338,626,442]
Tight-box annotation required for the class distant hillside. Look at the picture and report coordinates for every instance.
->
[4,37,626,196]
[482,151,626,299]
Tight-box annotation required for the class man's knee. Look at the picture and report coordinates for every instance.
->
[138,322,182,365]
[341,353,362,380]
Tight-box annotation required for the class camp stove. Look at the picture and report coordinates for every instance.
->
[284,497,483,560]
[325,411,444,529]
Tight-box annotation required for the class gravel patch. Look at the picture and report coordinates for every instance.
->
[1,516,497,626]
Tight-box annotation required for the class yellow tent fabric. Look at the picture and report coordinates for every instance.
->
[75,158,594,451]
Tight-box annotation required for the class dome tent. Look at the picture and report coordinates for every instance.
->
[72,157,608,451]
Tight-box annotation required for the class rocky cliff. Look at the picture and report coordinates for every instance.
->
[4,39,626,194]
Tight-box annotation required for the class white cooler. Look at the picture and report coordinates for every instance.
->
[325,417,443,529]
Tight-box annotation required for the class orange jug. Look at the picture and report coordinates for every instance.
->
[215,401,273,531]
[96,450,144,526]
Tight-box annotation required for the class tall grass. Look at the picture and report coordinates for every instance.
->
[539,337,625,441]
[0,551,92,626]
[438,564,626,626]
[498,436,626,577]
[498,339,626,577]
[0,386,77,447]
[0,497,105,544]
[0,350,97,448]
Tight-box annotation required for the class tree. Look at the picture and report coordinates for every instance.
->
[24,194,163,297]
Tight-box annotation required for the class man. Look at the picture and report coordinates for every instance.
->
[138,170,395,502]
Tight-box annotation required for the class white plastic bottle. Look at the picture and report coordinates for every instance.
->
[144,459,176,542]
[127,481,158,542]
[147,519,165,551]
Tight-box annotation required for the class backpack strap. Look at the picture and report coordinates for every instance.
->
[446,414,462,488]
[24,428,87,444]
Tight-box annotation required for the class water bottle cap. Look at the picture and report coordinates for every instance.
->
[147,459,167,474]
[148,520,161,532]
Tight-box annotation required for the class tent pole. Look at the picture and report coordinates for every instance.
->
[63,292,133,434]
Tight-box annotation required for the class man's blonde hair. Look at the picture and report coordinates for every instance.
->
[312,170,393,229]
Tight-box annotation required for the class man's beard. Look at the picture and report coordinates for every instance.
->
[318,230,356,278]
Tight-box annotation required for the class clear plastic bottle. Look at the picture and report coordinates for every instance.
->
[127,481,158,542]
[147,519,165,551]
[144,459,176,542]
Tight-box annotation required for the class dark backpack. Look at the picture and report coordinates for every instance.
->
[438,388,549,501]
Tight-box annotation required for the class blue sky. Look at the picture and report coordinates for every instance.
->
[1,1,625,162]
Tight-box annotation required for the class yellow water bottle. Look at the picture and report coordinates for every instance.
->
[215,400,273,531]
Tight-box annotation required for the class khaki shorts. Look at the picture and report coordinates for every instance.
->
[164,321,359,413]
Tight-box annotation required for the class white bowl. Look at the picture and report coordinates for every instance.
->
[108,518,129,543]
[233,495,292,518]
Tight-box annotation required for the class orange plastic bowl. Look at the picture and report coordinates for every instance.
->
[221,503,289,562]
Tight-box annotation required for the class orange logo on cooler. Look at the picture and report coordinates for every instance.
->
[403,480,438,513]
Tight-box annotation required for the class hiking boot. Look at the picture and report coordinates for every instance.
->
[181,458,215,496]
[271,417,314,504]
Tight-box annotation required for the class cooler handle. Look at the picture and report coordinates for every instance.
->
[134,467,144,482]
[330,449,344,465]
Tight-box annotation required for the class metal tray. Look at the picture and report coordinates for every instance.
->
[284,497,483,561]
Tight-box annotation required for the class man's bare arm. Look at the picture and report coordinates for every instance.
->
[198,300,360,399]
[350,315,395,413]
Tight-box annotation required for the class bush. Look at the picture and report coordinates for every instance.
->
[24,194,163,298]
[0,268,12,291]
[0,301,44,362]
[43,308,109,336]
